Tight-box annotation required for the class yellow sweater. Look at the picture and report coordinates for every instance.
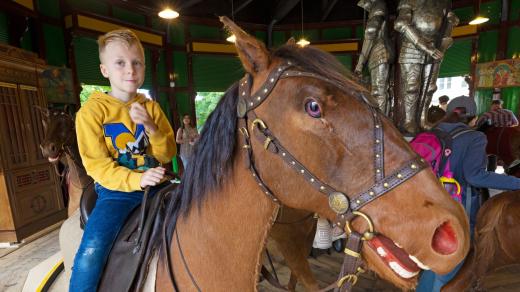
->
[76,92,176,191]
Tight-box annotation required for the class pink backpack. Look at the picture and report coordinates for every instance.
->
[410,128,473,202]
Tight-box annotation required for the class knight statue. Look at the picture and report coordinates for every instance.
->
[354,0,394,115]
[394,0,459,134]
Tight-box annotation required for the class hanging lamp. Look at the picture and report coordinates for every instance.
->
[297,0,310,47]
[469,0,489,25]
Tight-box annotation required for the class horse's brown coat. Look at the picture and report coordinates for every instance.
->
[155,17,470,291]
[443,190,520,291]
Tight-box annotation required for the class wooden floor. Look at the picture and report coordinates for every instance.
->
[0,224,61,292]
[1,226,520,292]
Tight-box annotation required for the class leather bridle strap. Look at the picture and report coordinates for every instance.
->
[237,63,427,292]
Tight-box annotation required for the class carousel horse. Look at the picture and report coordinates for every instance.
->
[36,105,319,290]
[150,17,470,291]
[39,106,93,216]
[481,125,520,168]
[61,18,470,291]
[443,190,520,292]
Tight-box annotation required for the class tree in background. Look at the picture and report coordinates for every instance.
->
[195,92,223,131]
[79,84,111,105]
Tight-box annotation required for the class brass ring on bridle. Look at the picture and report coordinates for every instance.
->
[345,211,375,240]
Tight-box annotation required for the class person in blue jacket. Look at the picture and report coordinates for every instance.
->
[417,95,520,292]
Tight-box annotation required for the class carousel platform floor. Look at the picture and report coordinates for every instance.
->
[1,223,520,292]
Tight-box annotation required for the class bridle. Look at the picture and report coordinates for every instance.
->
[169,62,427,291]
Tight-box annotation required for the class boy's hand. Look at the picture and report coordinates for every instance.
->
[129,102,158,134]
[140,166,166,188]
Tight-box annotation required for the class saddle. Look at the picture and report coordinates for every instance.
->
[79,181,178,292]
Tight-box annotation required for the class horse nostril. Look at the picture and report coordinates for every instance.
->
[432,221,458,255]
[49,143,57,152]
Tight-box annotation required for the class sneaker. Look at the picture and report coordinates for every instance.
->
[313,218,332,249]
[331,226,347,241]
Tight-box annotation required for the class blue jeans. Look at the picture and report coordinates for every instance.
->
[69,183,161,292]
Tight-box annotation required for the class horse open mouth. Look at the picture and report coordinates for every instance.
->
[367,234,430,279]
[48,155,60,163]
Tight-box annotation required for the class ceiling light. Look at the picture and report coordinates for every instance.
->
[469,16,489,25]
[226,34,236,43]
[226,0,236,43]
[297,0,310,47]
[297,38,310,47]
[469,0,488,25]
[158,8,179,19]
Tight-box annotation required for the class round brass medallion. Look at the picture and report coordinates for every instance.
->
[328,192,349,214]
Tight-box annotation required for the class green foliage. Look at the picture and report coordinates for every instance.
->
[79,84,111,105]
[195,92,223,131]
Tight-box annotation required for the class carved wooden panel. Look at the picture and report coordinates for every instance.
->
[0,82,30,169]
[7,164,62,227]
[0,44,66,242]
[19,86,47,164]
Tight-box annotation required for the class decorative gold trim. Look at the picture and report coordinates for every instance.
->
[312,42,358,52]
[36,259,63,291]
[76,15,163,46]
[344,248,361,258]
[192,42,237,54]
[19,85,37,91]
[14,0,34,10]
[64,15,73,29]
[0,82,17,89]
[251,118,267,132]
[452,25,477,37]
[337,274,358,287]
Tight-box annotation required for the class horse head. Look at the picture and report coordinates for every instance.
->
[220,17,469,289]
[481,126,520,168]
[38,106,76,164]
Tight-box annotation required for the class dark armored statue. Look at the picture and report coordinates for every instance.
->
[394,0,459,134]
[354,0,394,115]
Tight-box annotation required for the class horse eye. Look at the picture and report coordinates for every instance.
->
[305,99,321,118]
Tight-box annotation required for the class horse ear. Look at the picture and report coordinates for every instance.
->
[286,37,296,45]
[220,16,270,75]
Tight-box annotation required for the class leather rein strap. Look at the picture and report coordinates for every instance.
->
[237,62,427,291]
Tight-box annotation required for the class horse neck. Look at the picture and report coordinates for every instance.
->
[171,156,279,291]
[65,142,92,188]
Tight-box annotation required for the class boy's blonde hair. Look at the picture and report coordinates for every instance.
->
[97,29,144,62]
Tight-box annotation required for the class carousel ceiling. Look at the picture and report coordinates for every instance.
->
[121,0,380,25]
[120,0,472,26]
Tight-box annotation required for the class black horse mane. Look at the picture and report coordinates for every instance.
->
[161,43,370,242]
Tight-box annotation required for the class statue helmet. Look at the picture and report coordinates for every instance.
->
[357,0,375,10]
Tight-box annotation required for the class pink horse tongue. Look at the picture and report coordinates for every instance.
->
[432,221,458,255]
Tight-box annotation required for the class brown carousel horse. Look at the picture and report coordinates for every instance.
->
[143,17,470,291]
[39,106,93,216]
[443,190,520,292]
[481,125,520,168]
[36,103,318,290]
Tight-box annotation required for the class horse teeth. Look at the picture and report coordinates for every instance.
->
[394,241,402,248]
[376,247,387,257]
[389,262,419,279]
[409,255,430,270]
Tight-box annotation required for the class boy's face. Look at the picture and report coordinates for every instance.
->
[99,41,145,99]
